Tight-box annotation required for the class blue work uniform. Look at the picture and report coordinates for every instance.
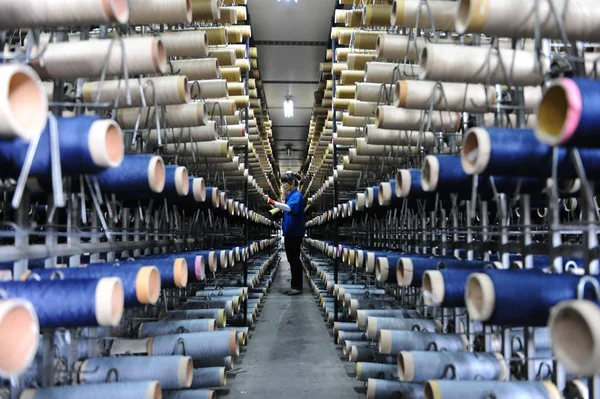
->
[282,188,305,237]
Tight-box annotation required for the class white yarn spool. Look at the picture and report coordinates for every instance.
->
[352,30,382,50]
[336,126,364,138]
[164,140,230,157]
[191,0,220,21]
[171,58,220,81]
[160,31,208,58]
[377,106,461,132]
[82,76,190,108]
[128,0,192,24]
[32,37,167,80]
[0,0,129,29]
[210,49,237,66]
[365,62,421,84]
[456,0,600,42]
[203,99,237,116]
[394,80,496,113]
[341,70,366,85]
[189,79,228,99]
[0,64,48,141]
[365,125,436,146]
[391,0,457,30]
[419,44,543,86]
[349,101,378,117]
[218,7,238,24]
[356,83,394,103]
[356,138,417,157]
[223,124,245,138]
[347,53,377,71]
[343,113,375,127]
[116,103,207,130]
[376,35,424,62]
[146,122,218,146]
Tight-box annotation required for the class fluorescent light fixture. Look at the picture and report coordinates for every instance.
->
[284,98,294,118]
[278,0,298,2]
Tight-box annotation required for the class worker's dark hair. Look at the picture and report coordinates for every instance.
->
[281,172,300,186]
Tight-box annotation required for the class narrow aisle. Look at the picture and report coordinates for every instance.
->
[227,252,362,399]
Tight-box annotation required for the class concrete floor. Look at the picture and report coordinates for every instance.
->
[224,252,363,399]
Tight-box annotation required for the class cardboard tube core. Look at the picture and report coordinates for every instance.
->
[0,300,39,377]
[398,351,414,381]
[537,84,569,143]
[95,277,124,326]
[148,156,166,193]
[465,273,495,321]
[461,127,490,175]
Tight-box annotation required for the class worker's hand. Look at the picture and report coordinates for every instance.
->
[267,198,275,206]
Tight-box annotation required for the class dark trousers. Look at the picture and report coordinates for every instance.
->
[284,236,303,290]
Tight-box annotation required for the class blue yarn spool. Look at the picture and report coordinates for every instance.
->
[396,168,426,198]
[422,155,473,194]
[536,77,600,147]
[22,381,161,399]
[141,252,200,281]
[399,256,449,287]
[164,390,215,399]
[163,309,226,327]
[204,187,219,208]
[479,176,548,198]
[157,164,189,200]
[26,264,159,306]
[77,356,192,389]
[423,268,486,307]
[466,269,600,326]
[436,258,492,270]
[376,253,401,283]
[366,186,380,209]
[0,116,123,178]
[425,380,559,399]
[190,367,226,388]
[109,257,186,288]
[378,179,399,207]
[0,278,123,328]
[462,127,600,178]
[96,154,165,198]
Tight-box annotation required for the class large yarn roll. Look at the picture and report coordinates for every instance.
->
[96,154,166,198]
[149,331,238,358]
[0,299,39,378]
[117,103,207,130]
[392,0,456,30]
[171,59,220,81]
[424,380,560,399]
[20,381,161,399]
[465,269,599,326]
[191,367,226,388]
[164,390,215,399]
[548,299,600,376]
[394,80,495,113]
[139,319,216,338]
[398,257,440,287]
[365,62,421,84]
[119,256,188,288]
[366,317,440,339]
[0,0,129,28]
[395,169,424,198]
[191,0,220,20]
[347,54,376,71]
[352,31,381,50]
[419,44,543,86]
[26,264,160,306]
[461,127,600,178]
[399,351,505,382]
[357,362,398,382]
[32,37,167,80]
[190,79,228,99]
[76,356,192,389]
[362,4,393,26]
[160,31,208,58]
[366,379,424,399]
[163,140,230,158]
[163,309,226,327]
[147,124,218,146]
[536,78,600,147]
[0,64,48,141]
[0,278,123,328]
[210,49,237,66]
[376,35,424,62]
[455,0,600,42]
[82,76,190,107]
[357,309,421,329]
[379,330,467,354]
[423,268,484,307]
[421,155,472,193]
[0,115,123,178]
[376,106,460,132]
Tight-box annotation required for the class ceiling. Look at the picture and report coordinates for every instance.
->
[248,0,336,173]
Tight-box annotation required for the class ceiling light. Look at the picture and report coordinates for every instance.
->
[284,97,294,118]
[277,0,298,2]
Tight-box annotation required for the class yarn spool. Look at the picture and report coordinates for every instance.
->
[20,381,162,399]
[96,154,165,198]
[160,31,208,58]
[356,363,399,382]
[26,265,160,306]
[191,0,220,21]
[357,309,421,329]
[171,59,220,81]
[376,35,424,62]
[356,138,417,157]
[0,0,130,29]
[366,318,440,339]
[536,78,600,147]
[210,49,237,66]
[346,54,375,72]
[190,367,226,388]
[362,4,392,26]
[376,106,461,132]
[423,380,560,399]
[365,62,421,84]
[398,351,506,382]
[392,0,457,30]
[395,169,425,198]
[379,330,467,354]
[139,319,216,338]
[455,0,600,42]
[76,356,193,389]
[32,37,167,80]
[149,331,238,358]
[366,379,424,399]
[205,99,237,115]
[349,101,377,117]
[82,76,190,107]
[0,115,123,178]
[164,390,215,399]
[465,270,599,326]
[189,79,228,99]
[375,253,401,283]
[163,140,230,158]
[423,268,488,307]
[548,299,600,376]
[0,299,39,378]
[117,103,207,130]
[461,127,600,178]
[0,65,48,141]
[163,309,227,328]
[398,256,439,287]
[394,80,495,113]
[422,155,472,193]
[352,31,382,50]
[0,278,123,328]
[420,44,543,85]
